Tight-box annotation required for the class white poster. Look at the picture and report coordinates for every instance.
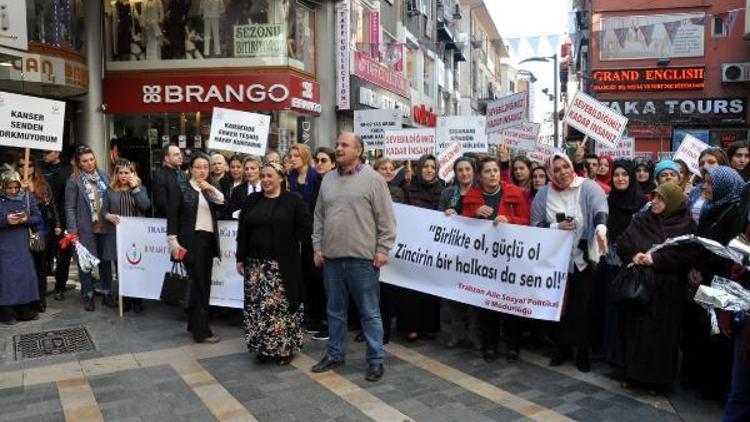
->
[596,137,635,160]
[436,116,488,153]
[600,13,705,61]
[673,134,709,175]
[486,92,528,135]
[528,143,558,164]
[117,218,244,308]
[0,1,27,51]
[563,91,628,149]
[500,121,541,153]
[381,204,575,321]
[0,91,65,151]
[208,107,270,155]
[233,24,286,57]
[354,109,402,151]
[437,142,463,183]
[383,128,436,160]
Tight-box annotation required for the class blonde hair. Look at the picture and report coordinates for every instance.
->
[242,155,262,168]
[110,160,142,192]
[288,143,312,168]
[373,158,394,171]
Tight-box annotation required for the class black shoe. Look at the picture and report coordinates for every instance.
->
[133,300,144,314]
[354,332,365,343]
[482,349,497,363]
[256,354,274,363]
[54,291,65,301]
[84,296,95,312]
[277,355,293,366]
[312,327,329,341]
[576,350,591,373]
[506,348,520,362]
[549,348,571,367]
[36,301,47,313]
[102,295,117,308]
[365,364,384,382]
[311,356,344,373]
[383,333,391,345]
[304,320,322,334]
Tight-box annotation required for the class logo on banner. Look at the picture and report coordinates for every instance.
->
[125,243,143,266]
[140,84,291,105]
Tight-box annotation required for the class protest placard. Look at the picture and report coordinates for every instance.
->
[596,137,635,159]
[354,109,402,151]
[0,91,65,151]
[383,128,435,160]
[528,143,558,164]
[486,92,528,135]
[673,134,709,175]
[381,204,574,321]
[437,142,463,182]
[117,218,243,308]
[436,116,487,153]
[500,121,541,152]
[208,107,270,155]
[563,91,627,149]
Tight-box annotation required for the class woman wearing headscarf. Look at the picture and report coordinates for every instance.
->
[687,149,731,224]
[599,159,646,356]
[633,158,656,195]
[595,155,613,194]
[531,152,609,372]
[65,146,114,311]
[0,172,42,324]
[698,166,746,244]
[400,154,445,341]
[611,182,698,389]
[461,156,530,362]
[440,157,479,349]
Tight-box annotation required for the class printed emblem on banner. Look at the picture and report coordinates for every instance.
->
[142,85,162,103]
[125,243,143,266]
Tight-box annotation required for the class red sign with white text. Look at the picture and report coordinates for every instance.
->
[103,74,321,115]
[353,51,409,98]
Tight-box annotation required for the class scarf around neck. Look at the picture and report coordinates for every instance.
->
[81,171,106,223]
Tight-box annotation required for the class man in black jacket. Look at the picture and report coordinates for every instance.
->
[38,150,73,301]
[152,144,186,218]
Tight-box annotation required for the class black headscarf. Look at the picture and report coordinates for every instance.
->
[608,159,647,242]
[416,154,439,187]
[633,157,656,194]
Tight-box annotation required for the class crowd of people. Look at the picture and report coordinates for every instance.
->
[0,135,748,419]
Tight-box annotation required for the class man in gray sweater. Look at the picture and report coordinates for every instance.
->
[311,132,397,382]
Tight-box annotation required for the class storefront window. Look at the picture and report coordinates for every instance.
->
[103,0,316,74]
[27,0,86,52]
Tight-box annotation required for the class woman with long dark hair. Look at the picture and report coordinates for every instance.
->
[167,153,225,343]
[236,162,312,364]
[633,158,655,195]
[65,146,114,311]
[530,163,548,198]
[510,156,532,191]
[727,141,750,181]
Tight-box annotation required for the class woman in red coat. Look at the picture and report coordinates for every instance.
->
[461,156,530,362]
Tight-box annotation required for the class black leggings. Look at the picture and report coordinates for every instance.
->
[185,231,216,341]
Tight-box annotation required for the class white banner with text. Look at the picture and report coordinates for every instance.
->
[380,204,575,321]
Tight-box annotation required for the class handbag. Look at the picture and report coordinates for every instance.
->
[25,194,45,252]
[160,261,193,308]
[611,264,651,307]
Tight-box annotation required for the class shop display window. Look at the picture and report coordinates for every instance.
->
[27,0,86,52]
[104,0,316,74]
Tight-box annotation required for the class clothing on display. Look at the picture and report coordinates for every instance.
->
[139,0,165,60]
[166,0,190,59]
[200,0,224,56]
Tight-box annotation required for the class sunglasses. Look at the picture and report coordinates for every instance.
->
[314,157,330,163]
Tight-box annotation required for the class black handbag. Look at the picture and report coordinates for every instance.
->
[611,264,651,307]
[160,262,192,308]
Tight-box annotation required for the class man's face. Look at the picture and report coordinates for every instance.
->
[585,158,599,179]
[165,146,183,168]
[335,133,362,167]
[43,151,60,164]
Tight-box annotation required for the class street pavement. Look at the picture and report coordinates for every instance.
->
[0,281,725,422]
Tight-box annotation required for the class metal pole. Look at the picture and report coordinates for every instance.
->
[552,53,559,149]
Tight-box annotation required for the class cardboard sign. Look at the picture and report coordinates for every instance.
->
[207,107,270,155]
[437,142,463,182]
[673,134,709,175]
[0,91,65,152]
[528,143,558,164]
[486,92,528,134]
[436,116,487,153]
[500,121,541,153]
[563,91,628,149]
[383,128,436,160]
[596,137,635,160]
[354,109,402,151]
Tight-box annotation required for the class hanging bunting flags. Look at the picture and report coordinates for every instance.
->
[507,38,521,57]
[639,23,656,47]
[613,28,629,48]
[690,15,707,26]
[527,36,542,55]
[723,10,740,36]
[663,20,682,44]
[546,34,561,51]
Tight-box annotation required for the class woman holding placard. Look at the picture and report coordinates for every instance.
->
[101,159,151,313]
[461,156,530,362]
[531,152,609,372]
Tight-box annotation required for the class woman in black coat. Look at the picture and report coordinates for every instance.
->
[167,154,225,344]
[236,162,312,364]
[226,155,262,219]
[399,154,444,341]
[611,182,698,388]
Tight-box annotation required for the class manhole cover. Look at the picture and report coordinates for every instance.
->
[13,327,95,360]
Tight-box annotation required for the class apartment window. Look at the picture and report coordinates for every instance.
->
[712,14,728,37]
[424,55,434,95]
[509,81,515,92]
[406,48,418,88]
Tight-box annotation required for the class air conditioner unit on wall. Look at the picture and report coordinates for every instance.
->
[722,62,750,82]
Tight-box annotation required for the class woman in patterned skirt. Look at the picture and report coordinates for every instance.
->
[236,162,312,365]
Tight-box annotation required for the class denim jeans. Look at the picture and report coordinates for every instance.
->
[77,235,112,298]
[323,258,384,365]
[724,322,750,422]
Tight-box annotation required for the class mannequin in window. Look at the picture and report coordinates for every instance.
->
[267,0,294,57]
[200,0,225,57]
[139,0,165,60]
[167,0,190,59]
[113,0,133,60]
